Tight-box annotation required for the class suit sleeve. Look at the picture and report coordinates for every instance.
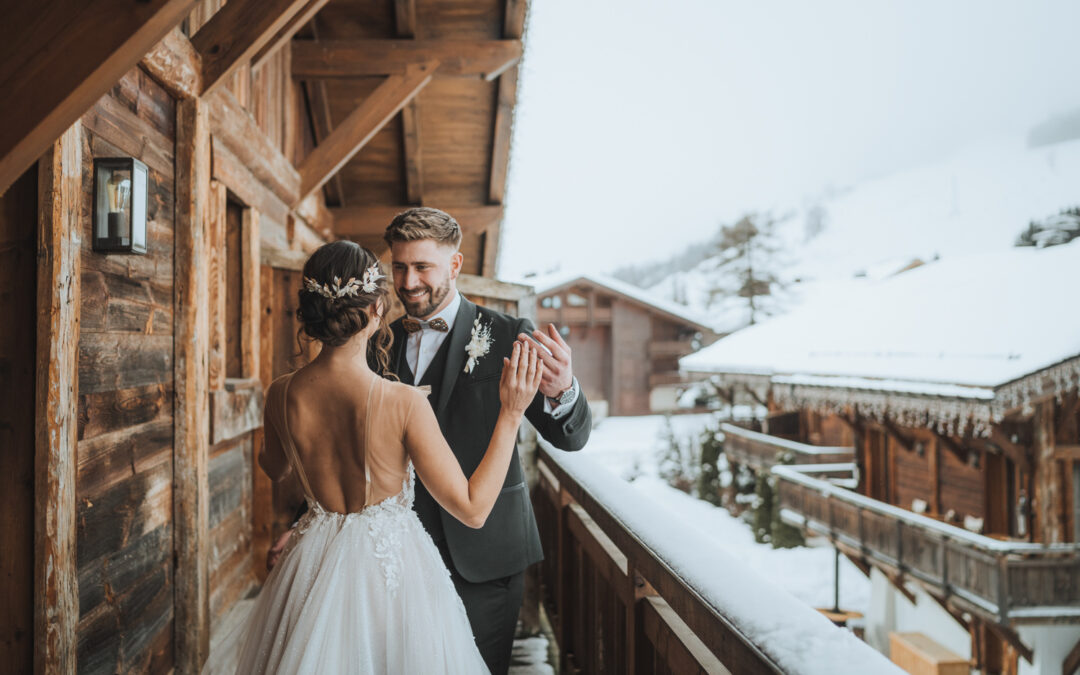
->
[516,318,592,452]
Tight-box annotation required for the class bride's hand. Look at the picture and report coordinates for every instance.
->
[500,341,543,416]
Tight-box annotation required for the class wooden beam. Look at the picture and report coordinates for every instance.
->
[1063,633,1080,675]
[34,121,82,675]
[1032,401,1065,543]
[292,40,521,80]
[982,618,1034,665]
[261,246,308,271]
[401,101,424,205]
[207,181,228,392]
[0,0,196,195]
[296,63,436,205]
[393,1,424,206]
[989,426,1032,475]
[488,0,528,206]
[206,88,301,207]
[394,0,418,37]
[141,26,203,100]
[331,204,502,237]
[174,97,212,672]
[242,208,261,378]
[251,0,333,70]
[191,0,313,95]
[302,20,345,207]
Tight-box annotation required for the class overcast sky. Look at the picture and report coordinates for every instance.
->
[496,0,1080,279]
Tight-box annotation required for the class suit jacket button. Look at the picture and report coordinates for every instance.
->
[565,423,574,433]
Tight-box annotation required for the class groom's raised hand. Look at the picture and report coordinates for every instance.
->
[517,323,573,399]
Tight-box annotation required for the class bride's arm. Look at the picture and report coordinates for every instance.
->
[406,342,542,528]
[259,383,293,482]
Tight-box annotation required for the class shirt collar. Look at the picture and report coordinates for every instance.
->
[409,289,461,333]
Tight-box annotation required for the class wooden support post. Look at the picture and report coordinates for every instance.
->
[1033,401,1065,543]
[207,181,227,392]
[34,121,82,675]
[0,0,197,195]
[242,208,261,379]
[174,98,212,673]
[394,2,424,207]
[191,0,314,95]
[295,63,436,205]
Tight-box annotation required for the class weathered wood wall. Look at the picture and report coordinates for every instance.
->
[0,167,37,674]
[77,70,177,674]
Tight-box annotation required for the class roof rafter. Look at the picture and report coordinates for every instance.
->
[250,0,334,70]
[292,40,521,80]
[191,0,314,95]
[295,62,437,206]
[0,0,196,195]
[331,205,503,238]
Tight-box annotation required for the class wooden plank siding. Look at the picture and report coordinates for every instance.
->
[76,75,178,674]
[0,162,40,674]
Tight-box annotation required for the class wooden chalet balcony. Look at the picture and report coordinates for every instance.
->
[721,423,854,471]
[773,463,1080,628]
[647,339,696,358]
[648,370,684,387]
[533,444,894,674]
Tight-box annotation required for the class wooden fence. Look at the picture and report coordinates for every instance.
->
[774,464,1080,625]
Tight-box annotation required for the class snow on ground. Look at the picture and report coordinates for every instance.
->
[563,414,879,672]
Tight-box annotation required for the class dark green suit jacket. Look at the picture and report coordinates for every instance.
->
[390,295,591,583]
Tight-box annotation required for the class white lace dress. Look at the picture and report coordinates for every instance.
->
[203,376,489,674]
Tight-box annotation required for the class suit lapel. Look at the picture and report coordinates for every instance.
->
[436,295,477,418]
[390,319,410,382]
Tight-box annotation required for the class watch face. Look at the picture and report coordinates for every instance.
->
[558,387,574,405]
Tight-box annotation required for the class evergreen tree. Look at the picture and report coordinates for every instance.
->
[708,213,785,326]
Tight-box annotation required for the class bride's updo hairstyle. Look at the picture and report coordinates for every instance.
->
[297,241,395,375]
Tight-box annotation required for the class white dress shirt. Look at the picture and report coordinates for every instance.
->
[406,290,461,382]
[406,289,579,418]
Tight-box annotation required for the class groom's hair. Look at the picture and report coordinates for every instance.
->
[383,207,462,250]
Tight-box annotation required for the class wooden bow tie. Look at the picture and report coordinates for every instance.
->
[402,317,449,334]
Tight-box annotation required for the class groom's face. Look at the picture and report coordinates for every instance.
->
[390,238,463,319]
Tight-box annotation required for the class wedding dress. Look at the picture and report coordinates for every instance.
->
[203,373,489,674]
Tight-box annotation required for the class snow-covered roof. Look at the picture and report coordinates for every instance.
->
[680,241,1080,434]
[523,271,715,332]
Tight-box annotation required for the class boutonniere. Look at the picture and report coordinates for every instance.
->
[464,317,493,374]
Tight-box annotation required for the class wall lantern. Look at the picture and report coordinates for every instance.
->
[93,157,148,254]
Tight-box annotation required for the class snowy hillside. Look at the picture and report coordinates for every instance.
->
[649,135,1080,333]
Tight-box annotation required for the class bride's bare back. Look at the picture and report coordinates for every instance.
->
[266,364,416,513]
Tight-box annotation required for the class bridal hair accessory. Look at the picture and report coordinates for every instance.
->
[464,317,493,374]
[303,263,384,299]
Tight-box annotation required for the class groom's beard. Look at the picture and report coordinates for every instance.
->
[397,277,450,319]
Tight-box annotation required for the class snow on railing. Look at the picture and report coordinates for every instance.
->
[720,423,854,457]
[540,442,901,675]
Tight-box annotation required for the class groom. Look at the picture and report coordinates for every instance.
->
[385,207,591,674]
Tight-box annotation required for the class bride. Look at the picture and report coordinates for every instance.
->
[205,241,542,674]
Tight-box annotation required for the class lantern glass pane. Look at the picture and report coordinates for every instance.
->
[132,163,147,251]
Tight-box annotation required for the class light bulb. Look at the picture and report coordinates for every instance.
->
[106,171,131,214]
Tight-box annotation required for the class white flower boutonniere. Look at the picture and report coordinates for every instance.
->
[464,317,493,374]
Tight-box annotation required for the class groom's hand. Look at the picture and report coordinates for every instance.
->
[517,323,573,399]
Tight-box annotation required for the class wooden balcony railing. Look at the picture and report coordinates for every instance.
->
[773,464,1080,627]
[647,340,696,358]
[534,444,897,675]
[721,423,854,471]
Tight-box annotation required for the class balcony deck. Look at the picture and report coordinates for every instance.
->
[772,463,1080,630]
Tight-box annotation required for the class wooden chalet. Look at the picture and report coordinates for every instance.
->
[1,2,905,674]
[682,243,1080,675]
[530,272,717,416]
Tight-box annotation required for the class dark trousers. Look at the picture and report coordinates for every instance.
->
[436,539,524,675]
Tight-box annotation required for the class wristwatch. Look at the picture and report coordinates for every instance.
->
[547,379,576,408]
